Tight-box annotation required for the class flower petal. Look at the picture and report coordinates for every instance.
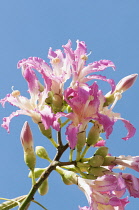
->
[120,118,136,140]
[66,123,79,149]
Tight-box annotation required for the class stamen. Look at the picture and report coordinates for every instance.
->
[11,90,21,97]
[81,55,88,61]
[52,57,60,64]
[11,86,20,97]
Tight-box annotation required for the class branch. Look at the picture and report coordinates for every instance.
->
[18,143,69,210]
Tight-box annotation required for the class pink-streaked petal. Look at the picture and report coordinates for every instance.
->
[66,123,79,149]
[82,59,116,75]
[96,113,114,139]
[22,67,39,103]
[1,110,29,133]
[84,74,116,93]
[122,173,139,198]
[120,118,136,140]
[39,105,60,131]
[0,94,11,107]
[62,40,75,61]
[108,196,129,207]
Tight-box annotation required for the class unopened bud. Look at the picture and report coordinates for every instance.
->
[89,155,104,167]
[116,74,138,93]
[87,122,102,146]
[52,94,63,112]
[94,146,108,157]
[35,146,51,162]
[83,174,97,180]
[28,168,46,179]
[56,167,78,185]
[104,74,138,106]
[89,167,109,176]
[38,122,52,139]
[20,122,36,170]
[76,131,86,153]
[102,156,116,166]
[77,162,90,172]
[38,179,49,196]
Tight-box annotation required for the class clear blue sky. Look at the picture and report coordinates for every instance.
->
[0,1,139,209]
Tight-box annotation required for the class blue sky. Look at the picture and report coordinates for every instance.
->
[0,1,139,209]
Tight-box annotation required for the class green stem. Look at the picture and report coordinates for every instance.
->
[76,151,81,161]
[69,149,74,162]
[80,145,90,159]
[32,200,48,210]
[49,138,58,148]
[18,144,69,210]
[31,170,36,186]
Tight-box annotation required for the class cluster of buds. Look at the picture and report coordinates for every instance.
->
[0,40,138,210]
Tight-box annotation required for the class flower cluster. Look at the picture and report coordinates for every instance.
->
[0,40,138,210]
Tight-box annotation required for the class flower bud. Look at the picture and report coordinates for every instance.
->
[35,146,51,162]
[83,174,97,180]
[38,179,49,196]
[87,122,102,146]
[88,155,104,167]
[102,156,116,166]
[104,74,138,106]
[56,167,78,185]
[77,162,90,172]
[52,94,63,112]
[76,131,86,153]
[88,167,109,176]
[20,121,36,170]
[115,74,138,93]
[38,122,52,139]
[28,168,46,179]
[94,146,108,157]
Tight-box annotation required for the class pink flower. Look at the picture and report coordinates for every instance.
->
[78,175,128,210]
[115,155,139,172]
[63,40,116,92]
[122,173,139,198]
[64,82,114,149]
[0,67,60,133]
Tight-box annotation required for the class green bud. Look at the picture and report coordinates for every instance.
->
[45,92,53,105]
[77,162,90,172]
[83,174,97,180]
[52,94,63,112]
[20,122,36,170]
[35,146,51,161]
[76,131,86,153]
[89,155,104,167]
[24,151,36,171]
[61,174,74,185]
[102,156,116,166]
[94,146,108,157]
[28,168,46,178]
[56,167,78,185]
[89,167,109,176]
[38,122,52,139]
[87,122,102,146]
[38,179,49,196]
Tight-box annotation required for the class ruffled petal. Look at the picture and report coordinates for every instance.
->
[1,110,29,133]
[120,118,136,140]
[66,123,79,149]
[39,105,60,131]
